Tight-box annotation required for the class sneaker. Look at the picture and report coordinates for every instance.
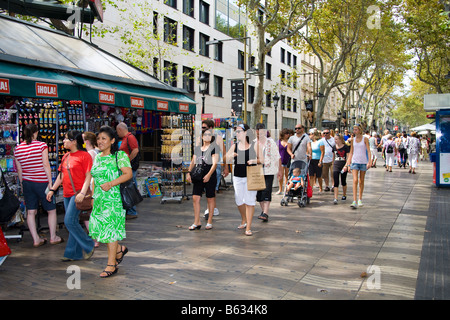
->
[358,200,364,207]
[341,196,347,201]
[333,199,338,205]
[324,187,330,192]
[350,201,357,209]
[204,208,219,217]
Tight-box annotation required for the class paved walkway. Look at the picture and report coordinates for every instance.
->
[0,158,448,301]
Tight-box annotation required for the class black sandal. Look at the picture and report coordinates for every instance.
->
[258,213,269,222]
[100,265,118,278]
[116,245,128,265]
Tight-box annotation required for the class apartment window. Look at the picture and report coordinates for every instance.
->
[287,72,291,87]
[287,52,291,66]
[164,17,178,45]
[293,98,297,113]
[199,33,210,57]
[238,50,244,70]
[280,48,285,63]
[153,12,158,36]
[199,71,210,94]
[280,70,286,86]
[214,75,223,97]
[165,0,177,9]
[293,55,297,69]
[266,63,271,80]
[163,61,177,87]
[266,39,271,56]
[265,91,271,107]
[281,95,286,110]
[287,97,292,112]
[248,85,255,104]
[153,57,159,79]
[183,66,194,92]
[213,41,223,62]
[183,0,194,17]
[199,0,210,25]
[183,25,195,51]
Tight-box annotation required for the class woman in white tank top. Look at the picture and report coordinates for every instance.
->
[346,124,372,209]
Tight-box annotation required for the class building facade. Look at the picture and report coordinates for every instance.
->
[92,0,339,131]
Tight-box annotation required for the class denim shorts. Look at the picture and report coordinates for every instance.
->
[350,163,368,171]
[22,180,56,211]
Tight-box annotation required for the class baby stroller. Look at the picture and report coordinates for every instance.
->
[280,159,310,207]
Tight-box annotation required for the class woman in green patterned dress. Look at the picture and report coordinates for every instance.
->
[76,126,132,278]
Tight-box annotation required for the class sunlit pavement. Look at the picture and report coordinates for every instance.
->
[1,158,448,300]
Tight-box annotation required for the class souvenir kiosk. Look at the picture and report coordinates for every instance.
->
[424,93,450,188]
[0,15,196,236]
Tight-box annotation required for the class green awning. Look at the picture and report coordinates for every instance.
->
[0,61,196,114]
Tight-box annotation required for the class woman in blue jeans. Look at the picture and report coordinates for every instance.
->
[47,130,94,261]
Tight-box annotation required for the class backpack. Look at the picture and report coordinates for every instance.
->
[386,142,394,154]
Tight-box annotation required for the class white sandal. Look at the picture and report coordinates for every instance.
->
[237,223,247,229]
[206,223,213,230]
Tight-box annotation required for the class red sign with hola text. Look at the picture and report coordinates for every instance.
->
[130,96,144,109]
[179,103,189,113]
[0,78,10,94]
[99,91,115,104]
[36,82,58,97]
[157,100,169,111]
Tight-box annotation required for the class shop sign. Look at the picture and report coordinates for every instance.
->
[0,78,10,94]
[36,82,58,97]
[99,91,115,104]
[157,100,169,111]
[130,96,144,109]
[179,103,189,113]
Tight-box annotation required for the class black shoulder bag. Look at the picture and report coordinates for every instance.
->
[116,152,143,210]
[0,171,20,224]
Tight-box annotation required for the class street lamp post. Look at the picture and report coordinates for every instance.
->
[199,74,208,115]
[273,93,280,132]
[206,37,250,123]
[337,110,342,133]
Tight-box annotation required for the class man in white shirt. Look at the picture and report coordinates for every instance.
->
[320,129,335,191]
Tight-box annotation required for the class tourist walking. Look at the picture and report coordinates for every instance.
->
[309,131,324,194]
[255,123,281,222]
[369,132,378,168]
[76,126,132,278]
[225,124,260,236]
[46,130,94,261]
[407,132,421,174]
[320,129,335,191]
[186,128,219,230]
[398,132,408,169]
[382,134,397,172]
[14,123,63,247]
[346,124,372,209]
[332,134,350,204]
[116,122,140,219]
[287,124,311,163]
[276,128,292,195]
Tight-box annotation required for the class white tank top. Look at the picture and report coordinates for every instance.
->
[352,136,368,164]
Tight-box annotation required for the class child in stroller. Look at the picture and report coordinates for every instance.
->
[286,168,304,192]
[280,160,310,207]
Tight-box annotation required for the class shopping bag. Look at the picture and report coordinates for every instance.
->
[0,228,11,258]
[246,164,266,191]
[307,174,313,198]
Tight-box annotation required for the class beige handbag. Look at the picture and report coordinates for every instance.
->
[246,164,266,191]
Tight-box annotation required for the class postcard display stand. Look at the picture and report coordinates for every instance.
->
[160,114,193,204]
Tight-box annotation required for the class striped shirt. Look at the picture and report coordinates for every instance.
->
[14,140,49,183]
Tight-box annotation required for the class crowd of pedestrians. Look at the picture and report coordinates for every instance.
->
[10,119,433,278]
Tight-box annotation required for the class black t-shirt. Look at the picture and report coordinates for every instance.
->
[332,144,350,172]
[194,143,219,174]
[233,142,256,178]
